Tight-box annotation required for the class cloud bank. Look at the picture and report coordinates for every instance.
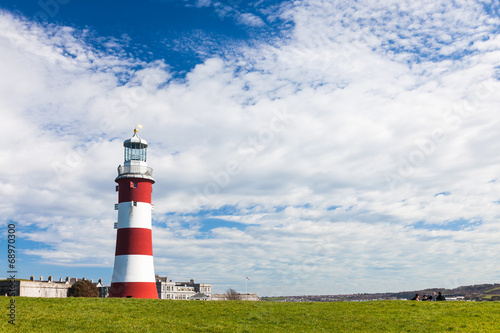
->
[1,0,500,295]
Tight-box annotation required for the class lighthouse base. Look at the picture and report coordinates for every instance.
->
[109,282,158,299]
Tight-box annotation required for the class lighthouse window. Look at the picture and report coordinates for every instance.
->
[124,143,147,162]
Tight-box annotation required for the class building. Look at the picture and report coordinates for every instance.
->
[445,296,465,301]
[156,275,212,300]
[0,276,105,298]
[110,128,158,299]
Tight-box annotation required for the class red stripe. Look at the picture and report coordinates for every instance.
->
[117,178,154,204]
[115,228,153,256]
[109,282,158,299]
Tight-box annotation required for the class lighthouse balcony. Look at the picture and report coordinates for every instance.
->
[117,164,154,180]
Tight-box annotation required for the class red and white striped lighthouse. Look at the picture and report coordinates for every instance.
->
[109,128,158,299]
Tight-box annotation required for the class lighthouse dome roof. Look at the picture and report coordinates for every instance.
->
[123,130,148,147]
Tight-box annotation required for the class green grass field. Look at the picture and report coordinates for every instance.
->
[2,297,500,332]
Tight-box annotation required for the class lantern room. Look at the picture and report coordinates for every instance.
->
[116,128,154,181]
[124,129,148,162]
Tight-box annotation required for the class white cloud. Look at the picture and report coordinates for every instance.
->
[238,12,265,27]
[2,0,500,294]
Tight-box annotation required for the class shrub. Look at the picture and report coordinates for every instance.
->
[69,280,99,297]
[225,288,241,300]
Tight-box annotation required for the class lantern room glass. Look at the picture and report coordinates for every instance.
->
[124,143,147,162]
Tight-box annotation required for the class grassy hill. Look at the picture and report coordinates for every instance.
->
[2,297,500,332]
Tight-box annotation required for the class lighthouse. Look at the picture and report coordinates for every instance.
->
[109,128,158,299]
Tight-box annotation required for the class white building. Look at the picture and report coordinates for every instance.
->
[0,276,105,298]
[156,275,212,300]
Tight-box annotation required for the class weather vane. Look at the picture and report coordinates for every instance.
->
[134,124,143,134]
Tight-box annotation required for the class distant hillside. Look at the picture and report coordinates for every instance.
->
[262,283,500,302]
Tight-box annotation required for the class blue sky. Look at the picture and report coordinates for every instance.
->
[1,0,500,296]
[1,0,285,72]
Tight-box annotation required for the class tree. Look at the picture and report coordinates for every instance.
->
[69,280,99,297]
[225,288,240,301]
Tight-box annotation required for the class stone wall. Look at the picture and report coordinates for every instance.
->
[211,293,259,301]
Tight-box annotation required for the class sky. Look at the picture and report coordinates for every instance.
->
[1,0,500,296]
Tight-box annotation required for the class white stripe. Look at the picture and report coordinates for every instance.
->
[117,202,152,229]
[111,255,156,283]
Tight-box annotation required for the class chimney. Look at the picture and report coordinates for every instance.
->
[40,275,43,281]
[48,276,53,282]
[98,279,102,284]
[30,275,34,281]
[190,279,194,284]
[59,277,63,282]
[65,277,70,283]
